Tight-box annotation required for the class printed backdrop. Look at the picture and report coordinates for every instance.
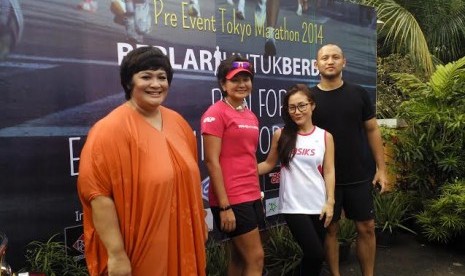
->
[0,0,376,268]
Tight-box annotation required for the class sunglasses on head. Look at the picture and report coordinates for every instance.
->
[231,61,251,69]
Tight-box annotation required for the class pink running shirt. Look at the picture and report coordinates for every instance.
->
[201,100,261,206]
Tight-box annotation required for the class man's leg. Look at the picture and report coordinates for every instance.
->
[325,222,340,276]
[264,0,280,56]
[345,181,376,276]
[355,219,376,276]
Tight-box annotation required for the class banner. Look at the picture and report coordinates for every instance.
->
[0,0,376,267]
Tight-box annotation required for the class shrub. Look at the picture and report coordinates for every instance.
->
[205,238,228,276]
[416,179,465,244]
[264,224,302,275]
[373,191,416,234]
[376,54,421,119]
[20,234,88,276]
[338,216,357,244]
[392,56,465,197]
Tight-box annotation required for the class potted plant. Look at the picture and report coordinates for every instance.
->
[337,216,357,262]
[205,237,228,276]
[374,190,416,247]
[264,223,302,276]
[19,233,88,276]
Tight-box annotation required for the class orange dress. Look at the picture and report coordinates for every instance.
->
[78,104,206,276]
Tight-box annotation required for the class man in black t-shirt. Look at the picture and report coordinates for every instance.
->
[311,44,388,276]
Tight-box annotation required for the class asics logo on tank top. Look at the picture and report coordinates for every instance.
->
[292,148,316,156]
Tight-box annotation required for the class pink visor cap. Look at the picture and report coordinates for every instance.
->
[225,61,253,80]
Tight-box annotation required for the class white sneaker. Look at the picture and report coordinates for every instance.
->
[125,16,144,43]
[134,1,151,34]
[78,1,98,12]
[296,4,303,16]
[254,1,266,27]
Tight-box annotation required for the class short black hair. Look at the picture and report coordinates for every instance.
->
[120,46,173,100]
[216,55,254,96]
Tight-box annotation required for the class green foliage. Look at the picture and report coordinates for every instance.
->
[338,217,357,244]
[376,54,421,118]
[205,238,228,276]
[416,179,465,243]
[399,0,465,63]
[21,234,88,276]
[264,224,302,276]
[391,56,465,197]
[349,0,465,72]
[373,191,416,234]
[355,0,434,74]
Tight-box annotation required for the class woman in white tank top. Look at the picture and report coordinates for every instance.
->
[258,84,335,276]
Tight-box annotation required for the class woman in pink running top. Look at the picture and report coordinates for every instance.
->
[258,84,335,276]
[201,55,265,275]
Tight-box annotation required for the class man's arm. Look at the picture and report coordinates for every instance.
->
[364,118,388,193]
[321,131,335,227]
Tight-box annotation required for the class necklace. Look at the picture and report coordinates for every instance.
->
[223,98,245,112]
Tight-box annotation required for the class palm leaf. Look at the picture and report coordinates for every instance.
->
[359,0,434,75]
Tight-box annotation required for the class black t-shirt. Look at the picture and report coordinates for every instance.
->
[311,82,375,185]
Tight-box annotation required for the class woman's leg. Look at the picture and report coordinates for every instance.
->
[285,214,326,276]
[229,227,264,276]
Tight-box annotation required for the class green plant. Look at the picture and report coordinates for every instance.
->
[374,191,416,234]
[392,56,465,198]
[376,54,420,119]
[349,0,465,72]
[264,224,302,276]
[337,217,357,262]
[416,179,465,244]
[205,238,228,276]
[338,217,357,244]
[20,234,88,276]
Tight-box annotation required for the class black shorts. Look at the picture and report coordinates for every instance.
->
[211,199,266,238]
[333,180,375,222]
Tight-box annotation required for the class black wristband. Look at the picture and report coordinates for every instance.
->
[219,205,231,211]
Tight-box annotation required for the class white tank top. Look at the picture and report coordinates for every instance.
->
[279,126,327,214]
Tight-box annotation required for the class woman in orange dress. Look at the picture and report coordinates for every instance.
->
[78,46,206,276]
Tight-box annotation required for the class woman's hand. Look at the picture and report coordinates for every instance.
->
[108,252,132,276]
[219,209,236,232]
[320,202,334,228]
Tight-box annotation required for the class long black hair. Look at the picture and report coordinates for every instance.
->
[278,84,315,168]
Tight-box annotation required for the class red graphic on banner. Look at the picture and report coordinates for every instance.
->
[73,234,85,253]
[269,172,281,184]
